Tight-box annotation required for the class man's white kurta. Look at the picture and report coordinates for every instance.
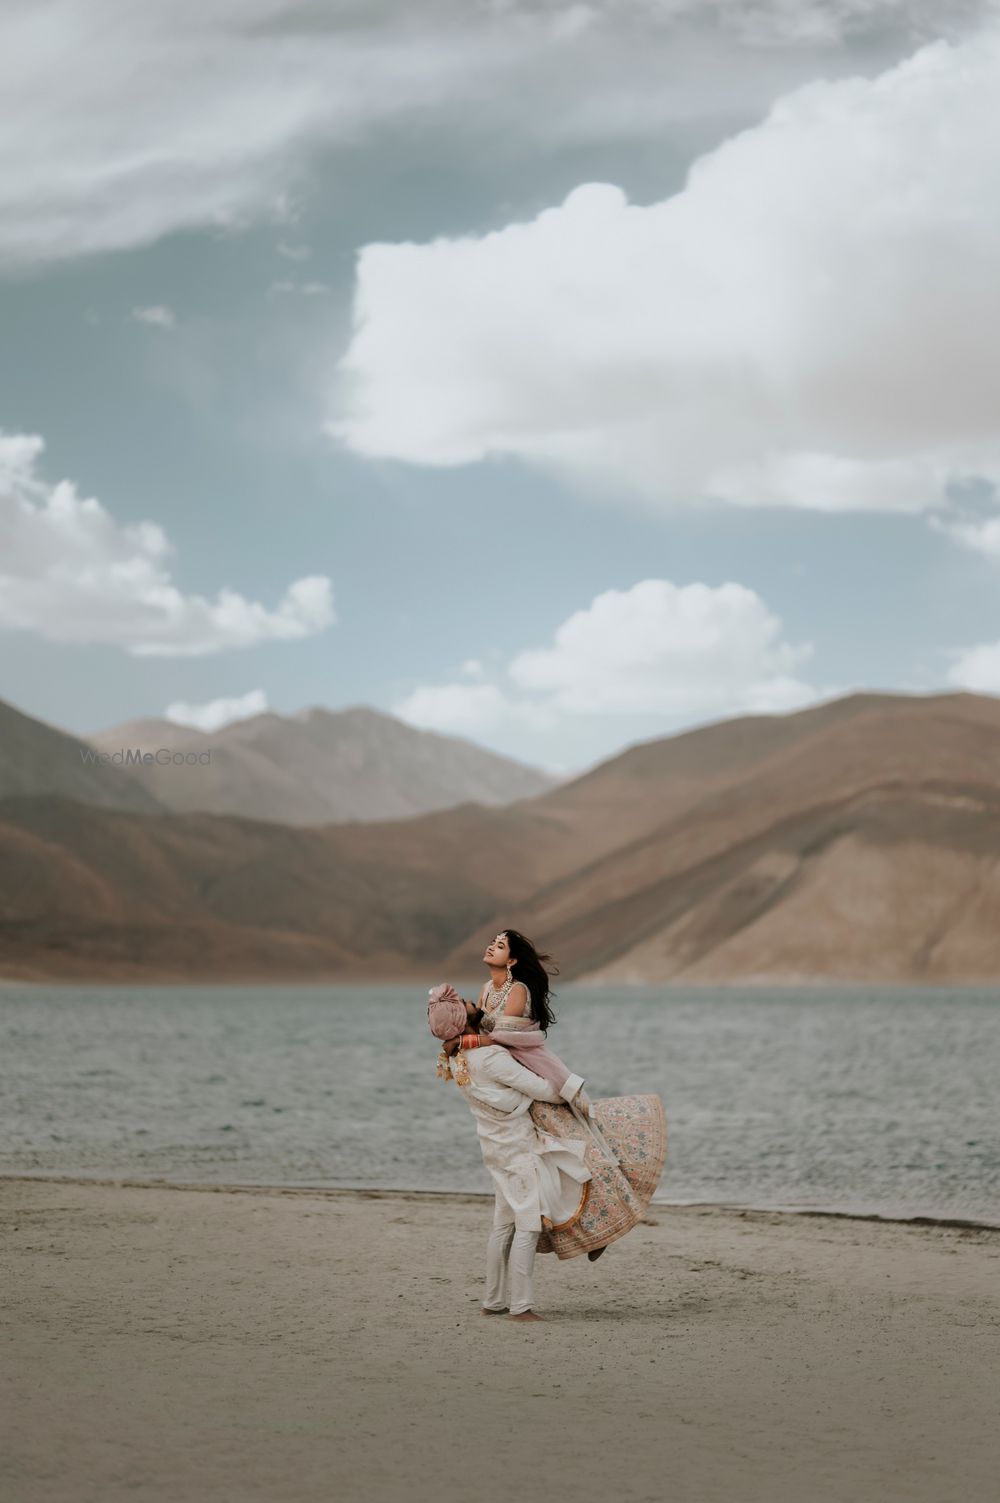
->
[450,1046,591,1232]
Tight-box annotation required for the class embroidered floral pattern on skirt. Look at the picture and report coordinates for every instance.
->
[530,1094,667,1259]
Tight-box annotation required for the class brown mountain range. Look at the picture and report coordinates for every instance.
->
[446,688,1000,982]
[2,689,999,984]
[0,699,160,814]
[87,705,555,822]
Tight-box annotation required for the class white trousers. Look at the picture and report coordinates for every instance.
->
[484,1222,540,1315]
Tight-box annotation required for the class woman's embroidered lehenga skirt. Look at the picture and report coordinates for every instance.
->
[530,1093,667,1260]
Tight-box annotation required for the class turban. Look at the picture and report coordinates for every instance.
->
[427,983,466,1041]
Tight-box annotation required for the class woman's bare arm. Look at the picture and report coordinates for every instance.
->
[502,982,529,1018]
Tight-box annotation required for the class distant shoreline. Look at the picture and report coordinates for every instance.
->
[4,1171,997,1234]
[4,974,1000,990]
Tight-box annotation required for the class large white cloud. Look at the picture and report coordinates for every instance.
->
[0,0,984,271]
[396,577,822,749]
[0,431,334,656]
[333,23,1000,516]
[509,578,816,713]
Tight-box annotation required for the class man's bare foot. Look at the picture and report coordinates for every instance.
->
[588,1246,607,1262]
[481,1307,507,1315]
[508,1311,543,1322]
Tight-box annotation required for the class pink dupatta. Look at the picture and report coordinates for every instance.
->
[487,1018,583,1100]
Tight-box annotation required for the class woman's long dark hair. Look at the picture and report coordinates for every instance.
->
[503,929,559,1033]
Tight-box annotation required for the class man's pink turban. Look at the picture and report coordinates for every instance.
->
[427,983,466,1040]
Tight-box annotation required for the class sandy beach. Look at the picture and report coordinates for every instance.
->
[2,1177,998,1503]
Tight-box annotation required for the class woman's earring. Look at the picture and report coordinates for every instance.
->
[505,963,513,982]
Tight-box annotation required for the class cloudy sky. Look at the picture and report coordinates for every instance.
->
[3,0,1000,771]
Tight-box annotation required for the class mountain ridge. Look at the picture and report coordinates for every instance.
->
[2,688,1000,984]
[0,699,162,815]
[79,701,558,823]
